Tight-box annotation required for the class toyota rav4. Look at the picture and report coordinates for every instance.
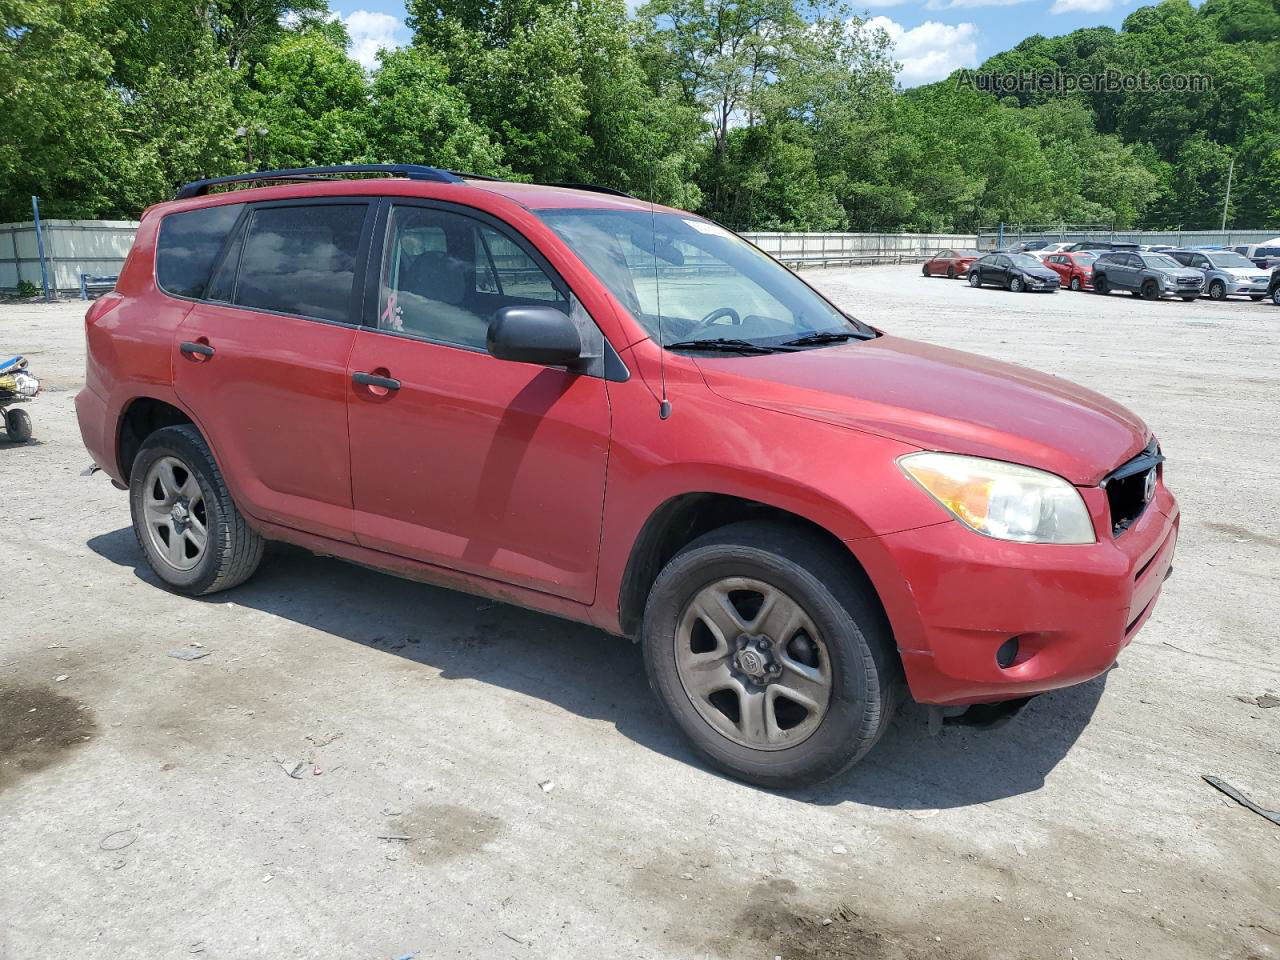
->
[77,165,1179,787]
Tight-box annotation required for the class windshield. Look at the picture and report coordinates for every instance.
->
[1208,252,1256,269]
[537,209,869,348]
[955,249,980,257]
[1143,254,1182,269]
[1009,254,1043,269]
[1074,251,1098,262]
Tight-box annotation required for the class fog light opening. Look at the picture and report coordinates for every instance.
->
[996,637,1020,670]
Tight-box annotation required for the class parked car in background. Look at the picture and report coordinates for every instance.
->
[1092,251,1204,300]
[1231,240,1280,270]
[922,248,981,279]
[999,240,1050,254]
[1043,251,1097,290]
[968,253,1061,292]
[1030,242,1074,260]
[1067,240,1140,253]
[76,164,1179,788]
[1168,249,1272,301]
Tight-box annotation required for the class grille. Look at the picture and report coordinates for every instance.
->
[1176,277,1200,287]
[1102,439,1163,536]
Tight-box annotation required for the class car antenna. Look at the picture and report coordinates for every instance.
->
[649,163,671,420]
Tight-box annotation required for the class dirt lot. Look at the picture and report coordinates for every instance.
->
[2,265,1277,960]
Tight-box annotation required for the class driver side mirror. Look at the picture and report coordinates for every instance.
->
[487,305,582,369]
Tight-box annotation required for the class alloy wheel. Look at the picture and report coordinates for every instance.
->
[142,455,209,572]
[674,577,833,750]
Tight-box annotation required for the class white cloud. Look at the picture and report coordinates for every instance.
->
[927,0,1030,8]
[344,10,404,70]
[860,0,916,8]
[1050,0,1114,13]
[867,16,980,86]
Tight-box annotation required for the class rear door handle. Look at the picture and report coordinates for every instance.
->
[180,341,215,357]
[352,371,401,391]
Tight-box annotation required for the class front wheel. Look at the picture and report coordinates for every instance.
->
[1070,276,1083,291]
[4,407,32,442]
[642,522,898,788]
[1140,280,1159,300]
[129,424,264,595]
[1094,276,1109,294]
[1009,275,1025,293]
[946,265,956,279]
[922,263,930,277]
[968,271,982,287]
[1273,287,1280,306]
[1208,280,1226,301]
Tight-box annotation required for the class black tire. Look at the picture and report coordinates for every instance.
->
[946,265,956,279]
[129,424,264,595]
[1070,276,1082,291]
[641,521,898,788]
[1094,275,1108,294]
[1140,279,1159,300]
[921,263,930,277]
[968,271,982,287]
[1273,287,1280,306]
[1009,275,1024,292]
[1179,296,1197,302]
[1208,280,1225,301]
[1249,294,1264,301]
[4,408,32,442]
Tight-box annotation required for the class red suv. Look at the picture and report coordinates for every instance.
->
[1043,251,1096,291]
[76,165,1179,787]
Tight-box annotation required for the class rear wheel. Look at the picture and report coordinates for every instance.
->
[4,407,31,443]
[1140,279,1159,300]
[642,522,898,788]
[129,424,264,595]
[921,263,930,277]
[1208,280,1226,300]
[946,265,956,279]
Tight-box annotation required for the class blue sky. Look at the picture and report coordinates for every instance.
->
[330,0,1146,87]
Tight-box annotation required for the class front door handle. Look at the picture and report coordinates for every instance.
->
[180,341,215,358]
[352,371,401,391]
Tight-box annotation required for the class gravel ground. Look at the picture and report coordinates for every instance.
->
[1,266,1277,960]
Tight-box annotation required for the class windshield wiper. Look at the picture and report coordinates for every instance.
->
[665,338,789,355]
[781,331,867,347]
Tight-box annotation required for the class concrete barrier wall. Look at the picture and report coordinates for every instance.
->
[742,232,979,266]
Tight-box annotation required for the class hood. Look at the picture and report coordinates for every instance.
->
[695,336,1149,485]
[1021,265,1060,280]
[1159,267,1203,280]
[1224,267,1266,279]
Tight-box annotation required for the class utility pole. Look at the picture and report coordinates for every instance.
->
[30,196,52,302]
[1221,155,1234,232]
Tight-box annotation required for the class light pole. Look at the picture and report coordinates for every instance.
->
[1220,154,1234,232]
[235,126,268,168]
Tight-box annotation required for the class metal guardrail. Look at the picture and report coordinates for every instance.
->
[79,274,118,300]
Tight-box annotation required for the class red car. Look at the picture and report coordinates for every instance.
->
[922,248,980,279]
[1043,251,1097,291]
[76,165,1178,787]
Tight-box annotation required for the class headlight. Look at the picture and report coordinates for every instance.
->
[898,453,1095,544]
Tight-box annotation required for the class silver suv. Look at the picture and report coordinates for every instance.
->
[1169,249,1272,301]
[1092,251,1204,301]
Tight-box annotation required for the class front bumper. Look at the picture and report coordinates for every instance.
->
[855,483,1179,706]
[1224,279,1270,295]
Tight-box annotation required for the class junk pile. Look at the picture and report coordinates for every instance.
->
[1,355,40,442]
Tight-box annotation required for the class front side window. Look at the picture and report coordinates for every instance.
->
[156,204,244,299]
[537,209,868,348]
[232,204,366,323]
[378,205,568,349]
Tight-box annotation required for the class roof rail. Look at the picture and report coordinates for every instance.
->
[547,182,635,199]
[174,164,465,200]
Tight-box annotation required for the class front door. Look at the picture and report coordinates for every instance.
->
[346,201,611,603]
[173,199,374,542]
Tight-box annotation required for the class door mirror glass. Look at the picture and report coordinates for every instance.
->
[487,305,582,368]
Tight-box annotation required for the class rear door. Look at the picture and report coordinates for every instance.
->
[345,200,611,603]
[173,199,374,542]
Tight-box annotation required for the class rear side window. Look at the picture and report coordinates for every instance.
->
[232,204,367,323]
[156,204,244,299]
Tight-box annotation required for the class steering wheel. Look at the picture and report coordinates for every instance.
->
[686,306,741,337]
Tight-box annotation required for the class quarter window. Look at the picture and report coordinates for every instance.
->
[232,204,367,323]
[378,205,567,349]
[156,204,244,299]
